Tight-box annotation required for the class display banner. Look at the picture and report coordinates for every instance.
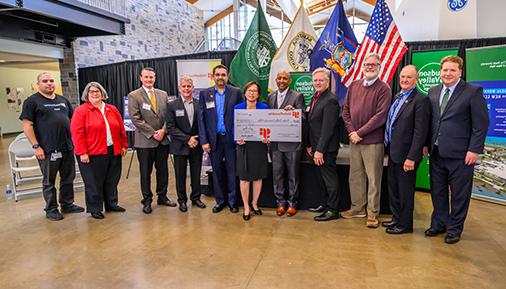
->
[411,49,459,190]
[466,45,506,205]
[176,59,222,99]
[289,72,315,107]
[412,49,459,95]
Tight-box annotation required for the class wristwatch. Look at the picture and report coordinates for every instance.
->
[32,144,40,149]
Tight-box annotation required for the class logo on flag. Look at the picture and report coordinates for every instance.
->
[287,32,317,71]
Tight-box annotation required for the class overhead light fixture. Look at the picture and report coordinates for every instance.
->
[0,60,6,62]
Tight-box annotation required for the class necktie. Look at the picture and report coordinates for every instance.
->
[440,88,450,115]
[149,90,157,112]
[310,92,320,112]
[385,94,403,145]
[278,93,284,109]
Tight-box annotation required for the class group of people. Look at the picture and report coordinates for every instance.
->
[20,53,488,244]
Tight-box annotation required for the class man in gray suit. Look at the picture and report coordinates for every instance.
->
[128,67,176,214]
[267,71,305,217]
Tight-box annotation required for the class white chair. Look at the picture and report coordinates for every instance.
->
[8,133,84,201]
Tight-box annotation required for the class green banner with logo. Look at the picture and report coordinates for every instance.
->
[289,72,316,106]
[412,49,459,95]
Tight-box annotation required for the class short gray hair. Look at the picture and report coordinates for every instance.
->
[312,67,331,80]
[81,82,109,102]
[364,53,381,64]
[36,72,53,82]
[179,75,194,86]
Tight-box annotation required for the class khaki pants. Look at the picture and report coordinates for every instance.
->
[349,143,384,218]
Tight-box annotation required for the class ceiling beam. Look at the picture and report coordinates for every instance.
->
[205,5,233,27]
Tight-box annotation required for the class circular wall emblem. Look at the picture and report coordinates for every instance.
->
[417,62,442,94]
[287,32,316,71]
[448,0,468,12]
[245,31,277,80]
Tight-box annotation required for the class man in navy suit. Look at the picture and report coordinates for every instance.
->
[383,65,430,234]
[426,56,489,244]
[198,64,244,213]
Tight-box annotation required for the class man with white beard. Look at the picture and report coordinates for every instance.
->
[341,53,392,228]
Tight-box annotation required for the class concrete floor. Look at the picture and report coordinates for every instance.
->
[0,135,505,289]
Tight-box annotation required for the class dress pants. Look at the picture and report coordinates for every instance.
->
[209,134,237,206]
[349,143,384,217]
[136,144,169,205]
[429,146,474,236]
[387,158,418,230]
[271,149,301,207]
[38,149,76,212]
[78,146,122,213]
[173,148,203,203]
[316,152,339,213]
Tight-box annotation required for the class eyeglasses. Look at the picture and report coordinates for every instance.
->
[246,89,258,93]
[88,89,101,94]
[363,63,380,68]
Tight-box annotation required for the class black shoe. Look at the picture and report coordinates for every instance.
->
[228,205,239,213]
[191,200,206,209]
[314,210,339,221]
[381,220,397,228]
[142,203,152,214]
[157,197,177,207]
[444,233,461,244]
[179,202,188,212]
[251,206,263,215]
[105,205,126,212]
[212,203,226,213]
[386,226,413,235]
[308,205,325,213]
[424,227,445,237]
[91,212,105,219]
[46,209,64,221]
[243,214,251,221]
[61,204,85,213]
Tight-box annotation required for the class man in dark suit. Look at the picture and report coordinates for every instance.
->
[267,71,305,217]
[383,65,431,234]
[128,67,176,214]
[166,76,206,213]
[426,55,489,244]
[198,64,244,213]
[305,67,340,221]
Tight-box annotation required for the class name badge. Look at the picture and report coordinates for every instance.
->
[142,103,151,110]
[176,109,185,117]
[305,106,311,112]
[206,101,215,109]
[50,152,62,161]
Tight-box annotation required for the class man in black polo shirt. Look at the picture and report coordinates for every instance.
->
[19,72,84,221]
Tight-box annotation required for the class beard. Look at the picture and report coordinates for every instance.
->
[364,71,379,80]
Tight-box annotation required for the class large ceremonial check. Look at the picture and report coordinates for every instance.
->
[234,109,302,142]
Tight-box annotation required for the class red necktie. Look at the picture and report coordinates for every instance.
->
[310,91,320,112]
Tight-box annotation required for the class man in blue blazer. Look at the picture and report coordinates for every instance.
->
[198,64,244,213]
[426,56,489,244]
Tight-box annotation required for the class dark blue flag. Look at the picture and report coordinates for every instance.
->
[310,0,358,104]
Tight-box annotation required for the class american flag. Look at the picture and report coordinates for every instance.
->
[342,0,407,86]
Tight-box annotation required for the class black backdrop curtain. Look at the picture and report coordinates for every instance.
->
[78,51,237,116]
[78,37,506,115]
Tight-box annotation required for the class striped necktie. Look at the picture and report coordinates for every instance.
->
[149,90,157,112]
[440,88,450,115]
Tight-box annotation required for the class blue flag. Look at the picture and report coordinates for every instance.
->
[310,0,358,104]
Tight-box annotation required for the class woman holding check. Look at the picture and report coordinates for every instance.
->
[234,81,269,221]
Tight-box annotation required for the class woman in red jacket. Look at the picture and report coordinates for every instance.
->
[71,82,128,219]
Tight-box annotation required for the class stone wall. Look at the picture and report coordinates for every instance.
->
[73,0,204,68]
[60,0,204,101]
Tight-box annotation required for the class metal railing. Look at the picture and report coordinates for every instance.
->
[74,0,127,17]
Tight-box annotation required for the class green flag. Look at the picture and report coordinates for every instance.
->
[229,2,277,101]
